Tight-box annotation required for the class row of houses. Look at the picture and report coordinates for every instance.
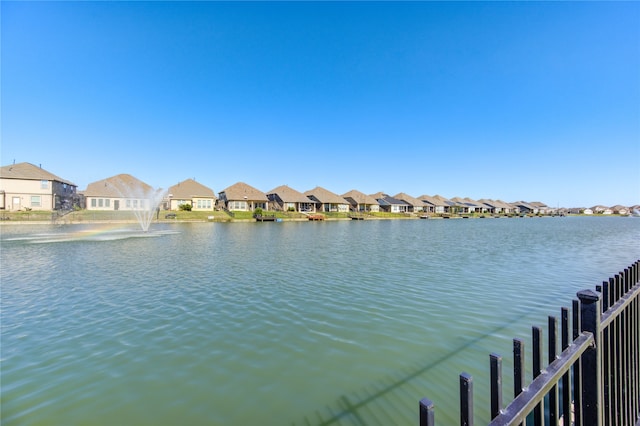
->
[0,162,637,216]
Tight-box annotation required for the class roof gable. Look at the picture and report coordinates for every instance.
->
[0,162,76,186]
[84,174,154,198]
[168,179,216,199]
[393,192,421,206]
[266,185,309,203]
[304,186,347,204]
[220,182,267,201]
[342,189,379,205]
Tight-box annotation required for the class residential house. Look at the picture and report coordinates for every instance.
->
[267,185,315,213]
[0,162,78,211]
[166,179,216,211]
[84,174,162,211]
[432,195,456,213]
[218,182,268,212]
[417,194,446,214]
[462,197,488,214]
[512,201,537,215]
[304,186,349,213]
[479,199,514,215]
[450,197,475,214]
[592,205,612,215]
[529,201,551,215]
[611,205,629,215]
[372,192,410,213]
[393,193,424,213]
[342,190,380,213]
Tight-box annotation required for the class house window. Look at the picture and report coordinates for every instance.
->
[98,199,104,207]
[31,196,41,207]
[133,200,138,209]
[91,199,97,207]
[40,180,48,189]
[126,200,131,208]
[105,199,110,208]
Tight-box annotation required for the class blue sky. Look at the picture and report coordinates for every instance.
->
[2,1,639,207]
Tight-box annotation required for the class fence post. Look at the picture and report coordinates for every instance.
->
[419,398,435,426]
[578,289,602,426]
[490,353,502,419]
[460,373,473,426]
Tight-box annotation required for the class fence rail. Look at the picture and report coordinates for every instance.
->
[420,259,640,426]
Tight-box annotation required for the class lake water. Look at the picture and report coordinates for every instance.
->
[2,217,639,425]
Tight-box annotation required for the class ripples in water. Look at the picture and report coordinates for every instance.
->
[1,218,639,425]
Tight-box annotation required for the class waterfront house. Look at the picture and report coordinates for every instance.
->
[612,205,629,215]
[529,201,551,214]
[218,182,268,212]
[304,186,350,213]
[512,201,537,215]
[0,162,78,211]
[418,194,446,214]
[342,190,380,213]
[166,179,216,211]
[478,199,500,214]
[393,193,424,213]
[479,199,514,215]
[463,197,488,214]
[266,185,316,213]
[432,195,456,213]
[591,205,613,215]
[84,174,160,211]
[450,197,475,214]
[372,193,410,213]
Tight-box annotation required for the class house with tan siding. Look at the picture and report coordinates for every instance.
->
[166,179,216,211]
[0,162,77,211]
[218,182,268,212]
[417,195,446,214]
[342,189,380,212]
[266,185,315,212]
[83,174,163,211]
[393,192,424,212]
[304,186,349,213]
[371,192,409,213]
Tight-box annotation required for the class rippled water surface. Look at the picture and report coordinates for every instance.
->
[2,217,639,425]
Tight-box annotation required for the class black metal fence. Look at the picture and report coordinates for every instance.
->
[420,260,640,426]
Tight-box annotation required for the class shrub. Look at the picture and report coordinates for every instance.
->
[254,207,263,216]
[179,203,192,211]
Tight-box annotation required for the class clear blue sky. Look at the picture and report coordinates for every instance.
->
[2,1,639,207]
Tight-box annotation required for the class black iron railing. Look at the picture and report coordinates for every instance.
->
[420,259,640,426]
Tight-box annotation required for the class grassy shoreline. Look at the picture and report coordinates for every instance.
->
[0,209,624,225]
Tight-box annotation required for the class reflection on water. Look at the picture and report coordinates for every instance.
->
[2,224,179,243]
[1,217,639,425]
